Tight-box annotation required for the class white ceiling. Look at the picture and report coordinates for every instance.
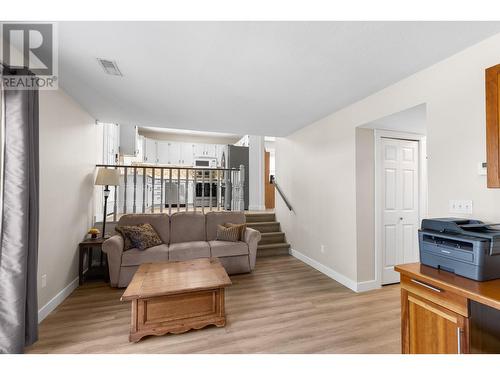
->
[58,21,500,136]
[362,104,427,134]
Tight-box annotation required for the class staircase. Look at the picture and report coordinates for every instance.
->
[245,212,291,257]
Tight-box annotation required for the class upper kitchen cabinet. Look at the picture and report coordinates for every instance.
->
[167,142,181,164]
[156,141,169,164]
[486,64,500,188]
[194,143,217,158]
[119,124,141,156]
[144,138,158,164]
[181,143,195,166]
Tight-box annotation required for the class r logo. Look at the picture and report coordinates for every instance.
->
[2,23,53,75]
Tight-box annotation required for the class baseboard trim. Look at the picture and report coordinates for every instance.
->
[356,279,381,292]
[289,249,380,293]
[38,277,79,323]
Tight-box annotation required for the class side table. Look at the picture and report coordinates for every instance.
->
[79,237,109,285]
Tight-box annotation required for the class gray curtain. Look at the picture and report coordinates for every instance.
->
[0,67,40,353]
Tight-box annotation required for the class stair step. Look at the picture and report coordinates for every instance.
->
[245,212,276,223]
[246,221,280,233]
[259,232,285,245]
[257,242,291,257]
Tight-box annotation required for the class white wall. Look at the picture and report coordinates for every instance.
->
[38,88,98,314]
[276,32,500,290]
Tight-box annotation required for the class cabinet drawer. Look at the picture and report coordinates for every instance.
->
[401,274,468,317]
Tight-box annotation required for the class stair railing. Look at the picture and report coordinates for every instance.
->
[272,177,293,212]
[95,164,245,223]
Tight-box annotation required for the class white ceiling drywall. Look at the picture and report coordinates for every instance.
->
[362,104,427,134]
[57,21,500,136]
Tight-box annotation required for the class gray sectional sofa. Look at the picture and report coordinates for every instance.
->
[102,211,261,287]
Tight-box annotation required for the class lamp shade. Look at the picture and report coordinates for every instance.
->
[95,168,120,186]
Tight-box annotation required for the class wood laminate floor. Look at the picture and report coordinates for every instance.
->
[27,256,401,354]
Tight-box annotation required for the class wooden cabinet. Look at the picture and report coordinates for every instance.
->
[486,64,500,187]
[396,263,500,354]
[402,289,468,354]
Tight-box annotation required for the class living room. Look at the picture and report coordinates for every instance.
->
[3,1,500,373]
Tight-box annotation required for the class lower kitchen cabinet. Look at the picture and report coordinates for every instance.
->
[402,289,468,354]
[396,263,500,354]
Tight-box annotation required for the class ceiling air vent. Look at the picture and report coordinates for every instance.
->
[97,58,123,76]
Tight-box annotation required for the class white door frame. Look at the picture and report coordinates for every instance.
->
[374,129,427,287]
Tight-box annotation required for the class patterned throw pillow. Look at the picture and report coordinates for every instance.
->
[116,223,163,250]
[115,226,134,250]
[216,224,241,242]
[225,223,246,241]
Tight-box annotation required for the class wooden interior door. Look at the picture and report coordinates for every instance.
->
[403,292,468,354]
[486,64,500,188]
[264,151,275,209]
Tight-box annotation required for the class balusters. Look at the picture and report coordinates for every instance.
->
[209,169,213,211]
[142,167,146,213]
[133,167,137,213]
[168,168,172,215]
[151,167,155,213]
[185,168,189,212]
[123,166,128,214]
[113,166,118,222]
[201,168,205,213]
[95,164,243,219]
[160,168,164,213]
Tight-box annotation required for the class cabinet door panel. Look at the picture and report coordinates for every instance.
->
[486,64,500,187]
[157,141,169,164]
[403,292,468,354]
[168,142,181,165]
[144,139,157,164]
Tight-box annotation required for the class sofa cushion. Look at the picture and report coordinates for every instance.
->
[209,240,249,257]
[168,241,210,261]
[170,212,206,243]
[118,214,170,244]
[121,244,169,267]
[206,211,245,241]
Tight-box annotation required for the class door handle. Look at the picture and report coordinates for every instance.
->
[457,327,462,354]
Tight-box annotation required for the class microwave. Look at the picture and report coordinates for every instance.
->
[194,158,217,168]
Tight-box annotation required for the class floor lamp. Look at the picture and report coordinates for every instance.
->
[95,168,120,239]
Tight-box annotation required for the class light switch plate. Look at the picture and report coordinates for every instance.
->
[449,200,473,214]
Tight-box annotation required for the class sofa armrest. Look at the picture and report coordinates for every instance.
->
[102,235,124,287]
[243,227,261,270]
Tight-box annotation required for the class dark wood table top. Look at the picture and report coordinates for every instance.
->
[121,258,232,301]
[79,237,108,246]
[395,262,500,311]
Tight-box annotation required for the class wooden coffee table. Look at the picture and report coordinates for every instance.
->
[121,258,232,342]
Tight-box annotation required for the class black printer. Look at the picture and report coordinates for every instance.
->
[419,218,500,281]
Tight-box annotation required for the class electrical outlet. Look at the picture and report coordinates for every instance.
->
[41,274,47,288]
[320,244,325,254]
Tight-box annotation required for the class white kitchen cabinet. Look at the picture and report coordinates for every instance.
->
[119,124,141,156]
[144,138,157,164]
[194,143,217,158]
[180,143,195,166]
[167,142,181,165]
[156,141,169,164]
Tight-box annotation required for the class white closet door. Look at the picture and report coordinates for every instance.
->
[381,137,420,284]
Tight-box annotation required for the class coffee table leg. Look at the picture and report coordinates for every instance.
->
[129,299,139,342]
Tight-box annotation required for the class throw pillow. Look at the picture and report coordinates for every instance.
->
[225,222,247,241]
[115,226,134,251]
[216,224,241,242]
[116,223,163,250]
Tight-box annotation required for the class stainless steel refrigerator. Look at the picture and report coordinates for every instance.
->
[221,145,249,210]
